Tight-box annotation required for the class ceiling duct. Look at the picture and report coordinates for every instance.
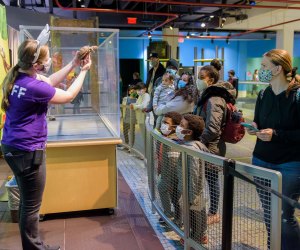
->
[94,0,114,7]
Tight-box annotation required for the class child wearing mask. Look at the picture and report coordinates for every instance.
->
[157,112,182,224]
[131,83,150,151]
[176,114,209,245]
[122,85,138,147]
[153,73,175,129]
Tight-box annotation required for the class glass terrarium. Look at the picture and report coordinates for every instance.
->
[19,26,120,142]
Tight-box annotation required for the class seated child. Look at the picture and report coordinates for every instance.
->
[176,114,209,245]
[157,112,182,224]
[153,73,175,129]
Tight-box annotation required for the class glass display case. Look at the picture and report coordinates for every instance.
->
[19,26,121,215]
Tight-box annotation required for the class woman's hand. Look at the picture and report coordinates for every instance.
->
[246,122,258,135]
[256,129,273,141]
[71,51,81,68]
[80,55,92,71]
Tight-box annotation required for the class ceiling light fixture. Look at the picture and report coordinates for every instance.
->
[220,17,226,28]
[201,22,206,28]
[210,15,214,18]
[169,25,173,30]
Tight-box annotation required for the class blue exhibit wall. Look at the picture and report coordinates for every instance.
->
[119,36,299,83]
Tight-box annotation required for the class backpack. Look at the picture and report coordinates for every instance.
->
[203,101,245,144]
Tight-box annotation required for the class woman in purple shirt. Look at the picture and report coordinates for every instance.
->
[1,39,91,250]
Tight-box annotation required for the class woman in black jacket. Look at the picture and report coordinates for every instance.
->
[246,49,300,250]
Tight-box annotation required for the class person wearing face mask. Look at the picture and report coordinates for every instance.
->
[194,65,236,225]
[156,112,182,225]
[175,114,209,245]
[153,73,175,129]
[144,58,177,128]
[154,76,196,118]
[1,38,91,250]
[246,49,300,250]
[145,52,165,96]
[131,82,150,150]
[196,59,222,97]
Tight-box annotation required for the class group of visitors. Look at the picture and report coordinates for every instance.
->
[1,25,299,250]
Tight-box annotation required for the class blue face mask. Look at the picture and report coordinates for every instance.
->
[258,66,277,83]
[258,69,272,83]
[166,68,177,76]
[178,80,187,89]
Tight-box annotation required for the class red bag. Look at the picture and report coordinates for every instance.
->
[204,102,245,144]
[221,103,245,143]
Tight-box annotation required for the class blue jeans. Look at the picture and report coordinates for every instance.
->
[252,156,300,250]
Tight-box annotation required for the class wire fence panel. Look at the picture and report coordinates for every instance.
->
[143,120,282,250]
[152,138,183,233]
[232,177,270,250]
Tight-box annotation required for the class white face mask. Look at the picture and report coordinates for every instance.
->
[196,79,208,91]
[160,123,171,135]
[38,58,52,75]
[175,126,185,140]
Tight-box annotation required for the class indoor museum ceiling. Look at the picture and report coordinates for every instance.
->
[1,0,300,39]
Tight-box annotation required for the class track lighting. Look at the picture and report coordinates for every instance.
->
[220,17,226,28]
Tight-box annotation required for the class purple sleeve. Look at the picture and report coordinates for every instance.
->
[32,80,56,103]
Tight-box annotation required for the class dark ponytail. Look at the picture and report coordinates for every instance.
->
[1,64,20,111]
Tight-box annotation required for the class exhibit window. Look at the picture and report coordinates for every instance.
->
[20,26,120,141]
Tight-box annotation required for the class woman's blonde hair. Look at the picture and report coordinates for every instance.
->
[1,39,48,111]
[264,49,300,96]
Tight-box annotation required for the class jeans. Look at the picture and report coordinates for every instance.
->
[252,156,300,250]
[205,166,220,215]
[2,144,46,250]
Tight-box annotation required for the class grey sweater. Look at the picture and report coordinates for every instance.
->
[155,95,194,116]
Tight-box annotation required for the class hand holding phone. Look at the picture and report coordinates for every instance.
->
[241,122,259,132]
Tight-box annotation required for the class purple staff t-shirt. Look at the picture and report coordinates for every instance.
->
[2,73,56,151]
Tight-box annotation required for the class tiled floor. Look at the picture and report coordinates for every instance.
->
[0,157,164,250]
[1,104,299,250]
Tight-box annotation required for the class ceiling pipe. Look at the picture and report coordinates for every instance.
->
[143,17,300,40]
[53,0,178,32]
[258,0,300,3]
[121,0,300,10]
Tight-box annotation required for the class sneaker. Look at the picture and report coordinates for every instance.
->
[207,213,220,225]
[44,245,60,250]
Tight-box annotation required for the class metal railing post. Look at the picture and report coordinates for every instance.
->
[129,107,134,149]
[222,159,235,250]
[182,152,191,250]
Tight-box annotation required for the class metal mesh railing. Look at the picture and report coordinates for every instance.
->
[119,107,283,250]
[145,121,282,250]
